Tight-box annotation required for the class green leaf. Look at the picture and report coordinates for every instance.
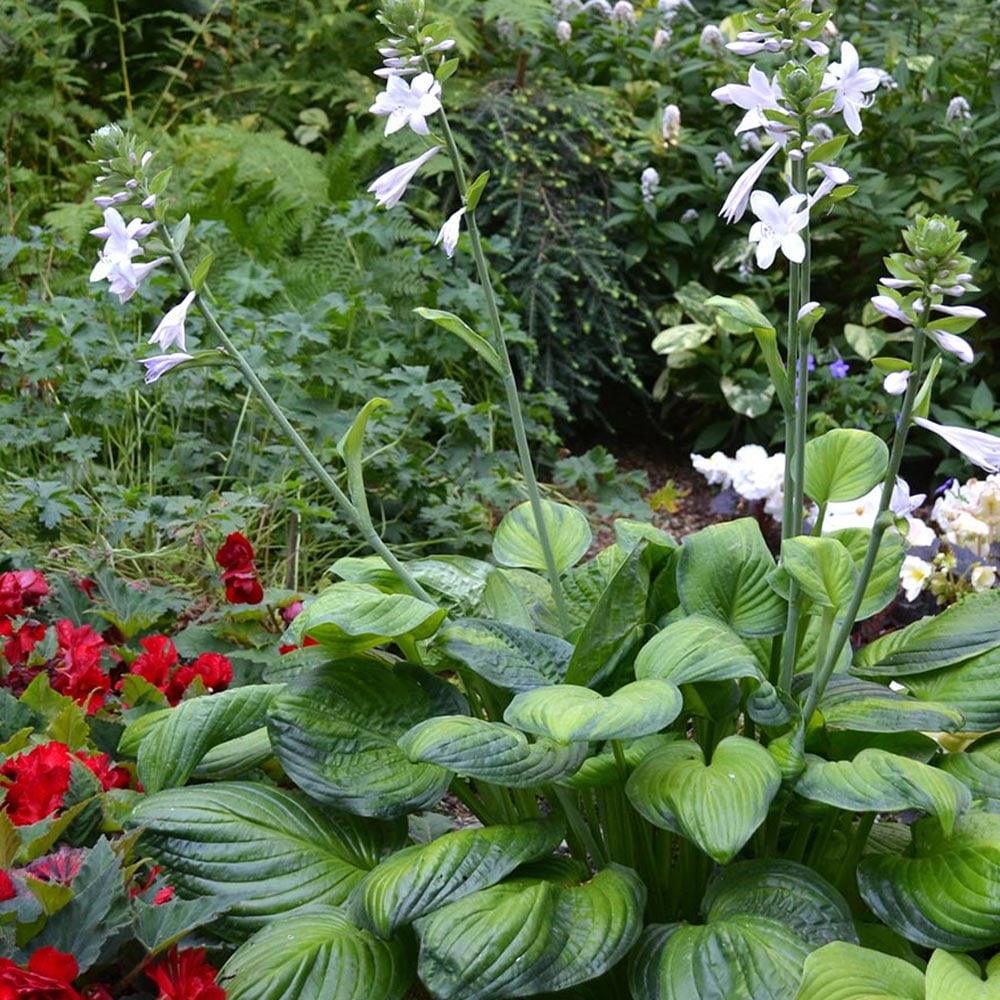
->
[925,949,1000,999]
[845,323,887,360]
[416,865,645,999]
[705,294,774,333]
[859,811,1000,949]
[190,254,214,290]
[129,781,405,937]
[465,170,490,212]
[414,308,504,374]
[221,905,415,1000]
[816,675,964,734]
[336,397,391,518]
[294,583,446,654]
[794,941,925,1000]
[350,820,562,938]
[560,735,675,789]
[889,650,1000,731]
[492,500,592,575]
[193,726,275,780]
[720,370,775,418]
[781,536,859,610]
[626,736,782,864]
[267,661,463,818]
[137,684,281,793]
[678,519,787,637]
[805,429,889,504]
[831,528,907,621]
[398,716,588,787]
[436,618,572,691]
[134,895,234,954]
[940,734,1000,799]
[793,749,971,835]
[504,680,682,742]
[651,322,715,354]
[477,567,553,629]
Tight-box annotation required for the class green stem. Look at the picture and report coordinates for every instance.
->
[836,812,876,897]
[110,0,133,120]
[552,787,607,868]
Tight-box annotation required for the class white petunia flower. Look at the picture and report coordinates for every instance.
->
[369,72,442,136]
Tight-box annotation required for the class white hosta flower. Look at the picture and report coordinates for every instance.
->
[932,303,986,322]
[369,72,442,136]
[640,166,660,203]
[103,257,169,304]
[946,96,971,122]
[434,207,466,258]
[556,19,572,43]
[914,417,1000,473]
[870,295,911,324]
[747,190,809,268]
[662,104,681,145]
[139,352,195,384]
[822,40,881,135]
[658,0,695,20]
[900,555,934,602]
[149,290,197,352]
[928,329,974,365]
[719,142,783,223]
[652,27,671,50]
[713,150,733,173]
[712,65,784,133]
[699,24,726,57]
[368,146,442,209]
[810,162,850,206]
[883,370,910,396]
[971,564,997,592]
[610,1,636,26]
[680,208,699,224]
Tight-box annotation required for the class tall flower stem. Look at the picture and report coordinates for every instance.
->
[435,106,572,633]
[160,234,436,606]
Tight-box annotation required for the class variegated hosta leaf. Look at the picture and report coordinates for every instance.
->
[416,864,645,999]
[940,733,1000,799]
[267,662,465,818]
[892,650,1000,732]
[816,674,964,734]
[630,860,856,1000]
[350,820,562,938]
[925,949,1000,999]
[435,618,572,691]
[128,782,406,938]
[634,613,765,685]
[677,519,787,637]
[492,499,592,574]
[220,905,415,1000]
[793,941,925,1000]
[625,736,782,864]
[503,680,683,742]
[398,716,588,787]
[858,811,1000,949]
[793,749,971,835]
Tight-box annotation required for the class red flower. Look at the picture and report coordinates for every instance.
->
[145,946,225,1000]
[127,635,178,689]
[215,532,255,570]
[51,620,109,713]
[77,578,98,600]
[0,869,15,901]
[131,865,175,905]
[0,570,48,618]
[163,652,233,706]
[0,945,81,999]
[23,846,85,886]
[74,752,130,791]
[215,532,263,605]
[0,742,71,826]
[2,620,46,667]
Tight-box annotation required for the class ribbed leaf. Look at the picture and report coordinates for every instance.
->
[781,536,858,610]
[794,941,925,1000]
[137,685,280,793]
[893,651,1000,731]
[831,528,907,620]
[560,736,675,789]
[416,864,645,999]
[626,736,782,864]
[634,614,764,685]
[476,567,554,630]
[193,726,274,781]
[793,750,971,835]
[267,662,463,818]
[940,734,1000,799]
[805,429,889,504]
[436,618,572,691]
[925,949,1000,999]
[492,500,592,574]
[816,675,964,733]
[128,782,406,937]
[504,681,682,742]
[221,905,415,1000]
[398,716,588,787]
[351,820,562,937]
[858,811,1000,949]
[677,520,787,637]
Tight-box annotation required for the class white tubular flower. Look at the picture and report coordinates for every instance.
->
[928,330,975,364]
[914,417,1000,473]
[870,295,912,324]
[556,19,573,43]
[747,190,809,268]
[712,65,784,126]
[971,565,997,592]
[900,555,933,602]
[640,167,660,203]
[700,24,726,57]
[652,27,671,50]
[105,257,169,304]
[368,146,442,209]
[810,162,850,206]
[611,1,636,26]
[822,40,881,135]
[713,150,733,173]
[434,207,466,258]
[149,290,197,352]
[662,104,682,145]
[946,96,971,122]
[883,370,910,396]
[139,352,195,384]
[932,303,986,322]
[369,72,442,136]
[718,141,782,223]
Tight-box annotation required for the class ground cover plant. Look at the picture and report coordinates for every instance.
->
[5,1,1000,999]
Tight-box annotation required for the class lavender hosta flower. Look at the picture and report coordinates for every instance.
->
[718,142,783,223]
[810,162,850,206]
[914,417,1000,473]
[662,104,681,146]
[700,24,726,57]
[712,65,784,134]
[149,290,197,352]
[368,145,442,209]
[640,166,660,203]
[713,150,734,173]
[822,40,880,135]
[928,329,975,365]
[747,190,809,268]
[139,352,195,384]
[104,257,169,304]
[89,207,156,261]
[870,294,912,324]
[946,95,971,122]
[883,370,910,395]
[369,72,442,136]
[434,207,466,258]
[727,31,784,56]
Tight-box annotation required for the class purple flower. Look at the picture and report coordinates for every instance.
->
[829,358,850,379]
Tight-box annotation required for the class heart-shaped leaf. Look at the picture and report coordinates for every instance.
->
[781,536,859,610]
[504,680,682,742]
[350,820,562,937]
[492,500,592,574]
[626,736,782,863]
[398,716,588,787]
[477,567,554,630]
[794,941,925,1000]
[891,651,1000,732]
[804,429,889,504]
[830,528,907,620]
[925,949,1000,999]
[416,864,645,999]
[815,675,964,733]
[560,736,676,789]
[221,905,415,1000]
[267,662,465,818]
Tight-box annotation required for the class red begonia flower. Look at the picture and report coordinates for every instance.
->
[74,752,130,791]
[127,635,178,689]
[220,566,263,605]
[0,570,48,618]
[164,652,233,705]
[51,620,109,713]
[23,846,85,886]
[0,742,72,825]
[0,945,81,999]
[215,532,255,570]
[2,620,46,667]
[145,946,225,1000]
[0,869,15,901]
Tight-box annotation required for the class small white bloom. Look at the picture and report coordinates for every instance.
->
[652,27,671,50]
[713,150,733,173]
[931,303,986,322]
[718,142,782,223]
[139,352,195,384]
[369,72,442,136]
[149,290,197,351]
[928,329,975,365]
[680,208,699,224]
[368,146,442,209]
[822,40,881,135]
[946,96,971,122]
[900,555,933,602]
[870,294,911,324]
[914,417,1000,473]
[434,207,466,257]
[610,1,636,26]
[810,162,850,206]
[640,166,660,203]
[105,257,169,304]
[662,104,681,145]
[883,370,910,395]
[142,194,157,209]
[747,190,809,269]
[971,564,997,592]
[699,24,726,57]
[797,301,820,321]
[556,19,572,43]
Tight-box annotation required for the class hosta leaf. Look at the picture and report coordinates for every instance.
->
[559,736,676,789]
[832,529,907,621]
[398,716,588,787]
[492,500,592,575]
[193,726,274,781]
[678,520,787,637]
[294,583,446,654]
[853,590,1000,676]
[925,949,1000,999]
[416,864,645,999]
[804,429,889,504]
[893,651,1000,731]
[476,567,554,631]
[793,749,971,835]
[267,662,464,818]
[816,675,964,733]
[504,680,682,742]
[350,820,562,938]
[858,811,1000,949]
[221,905,415,1000]
[940,734,1000,799]
[634,613,765,685]
[626,736,782,864]
[129,782,405,938]
[436,618,572,691]
[794,941,925,1000]
[137,685,281,794]
[781,536,858,610]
